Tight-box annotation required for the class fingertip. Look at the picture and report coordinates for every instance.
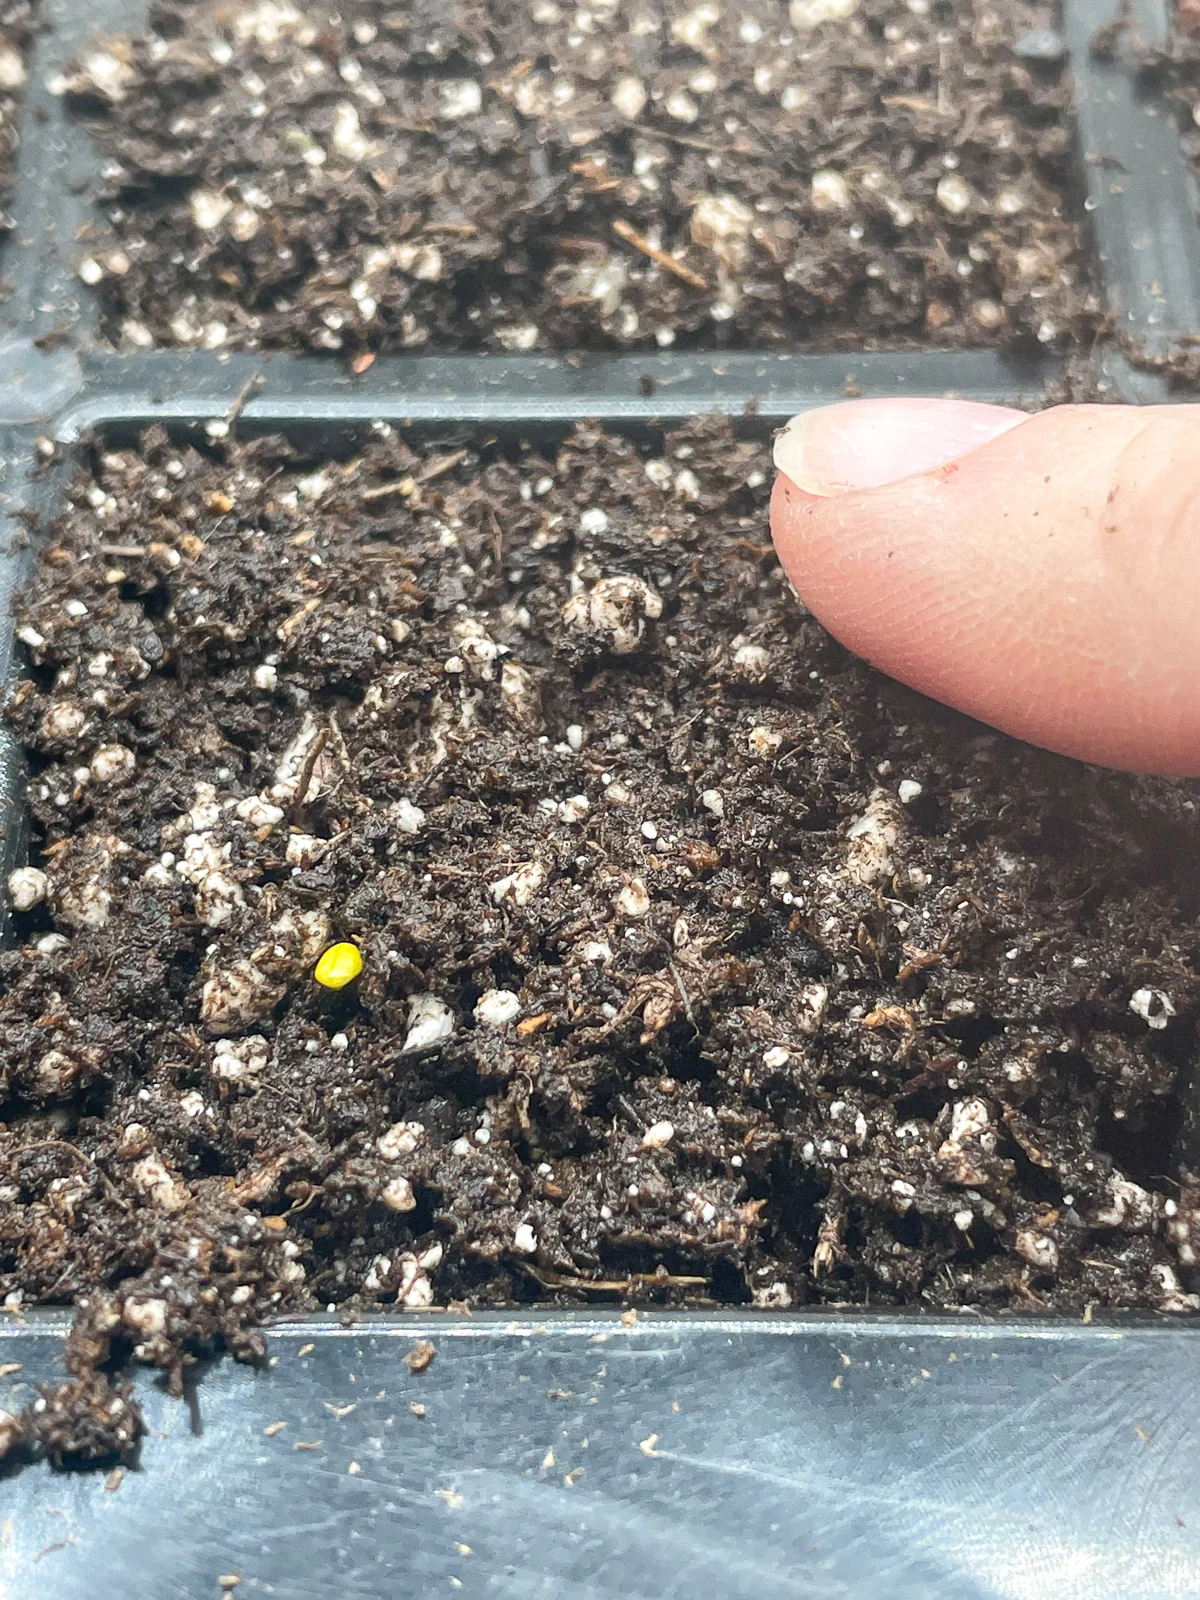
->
[768,468,819,581]
[770,466,881,631]
[769,403,1200,774]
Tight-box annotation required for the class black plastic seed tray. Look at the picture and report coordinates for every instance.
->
[3,1308,1200,1599]
[2,0,1200,1595]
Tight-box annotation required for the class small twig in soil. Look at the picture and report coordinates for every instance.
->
[570,160,621,192]
[640,126,722,154]
[289,727,329,818]
[362,450,465,499]
[488,506,504,567]
[223,371,265,432]
[880,95,944,114]
[416,449,468,484]
[616,1093,647,1132]
[20,1139,127,1206]
[612,220,708,290]
[277,596,322,639]
[283,1185,321,1219]
[361,477,415,503]
[525,1264,708,1293]
[553,236,610,257]
[667,957,699,1036]
[936,39,952,116]
[896,938,949,982]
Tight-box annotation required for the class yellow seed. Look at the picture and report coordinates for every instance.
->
[314,942,363,989]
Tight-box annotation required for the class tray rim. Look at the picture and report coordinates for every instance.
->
[1,0,1199,1370]
[3,1303,1197,1340]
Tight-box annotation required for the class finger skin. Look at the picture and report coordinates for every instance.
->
[770,403,1200,775]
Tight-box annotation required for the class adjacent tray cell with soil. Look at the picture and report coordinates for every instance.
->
[62,0,1095,354]
[3,414,1200,1462]
[1151,10,1200,185]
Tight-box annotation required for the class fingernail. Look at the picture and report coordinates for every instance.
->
[772,397,1030,497]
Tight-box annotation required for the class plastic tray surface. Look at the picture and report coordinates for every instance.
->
[0,2,1199,1595]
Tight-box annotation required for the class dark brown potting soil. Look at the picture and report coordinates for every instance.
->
[62,0,1096,354]
[2,415,1199,1464]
